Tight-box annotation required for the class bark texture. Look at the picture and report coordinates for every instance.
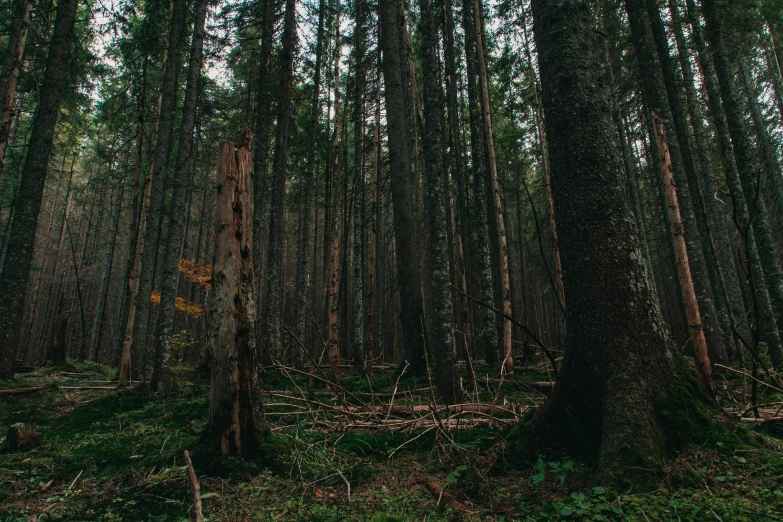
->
[0,0,80,378]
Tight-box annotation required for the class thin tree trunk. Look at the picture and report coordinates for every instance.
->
[0,0,33,175]
[150,0,208,392]
[129,0,189,381]
[260,0,298,363]
[89,178,124,361]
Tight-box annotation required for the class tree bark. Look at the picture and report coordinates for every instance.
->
[0,0,80,378]
[129,0,190,381]
[519,0,715,484]
[0,0,33,175]
[207,138,266,457]
[417,0,457,404]
[378,0,427,375]
[150,0,208,393]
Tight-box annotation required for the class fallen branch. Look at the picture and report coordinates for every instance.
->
[183,450,204,522]
[449,283,559,376]
[58,386,117,390]
[424,478,465,510]
[0,387,43,395]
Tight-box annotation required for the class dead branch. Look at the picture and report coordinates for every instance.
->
[183,450,204,522]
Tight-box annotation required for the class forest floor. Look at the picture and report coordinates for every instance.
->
[1,361,783,521]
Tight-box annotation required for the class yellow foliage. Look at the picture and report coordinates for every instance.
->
[178,258,212,291]
[149,290,205,318]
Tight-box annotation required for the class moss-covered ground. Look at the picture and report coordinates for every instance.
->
[1,362,782,521]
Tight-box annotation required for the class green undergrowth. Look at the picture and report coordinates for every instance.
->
[1,362,782,520]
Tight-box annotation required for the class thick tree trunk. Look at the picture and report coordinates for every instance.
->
[150,0,208,393]
[417,0,457,404]
[0,0,80,378]
[129,0,189,381]
[518,0,715,484]
[352,0,366,372]
[0,0,33,175]
[207,138,266,458]
[378,0,426,375]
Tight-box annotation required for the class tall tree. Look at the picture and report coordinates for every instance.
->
[150,0,209,392]
[0,0,81,378]
[416,0,457,403]
[624,0,728,365]
[260,0,298,363]
[516,0,715,482]
[378,0,427,375]
[128,0,190,380]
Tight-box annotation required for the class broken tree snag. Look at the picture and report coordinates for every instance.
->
[207,136,265,458]
[652,113,714,390]
[2,423,42,452]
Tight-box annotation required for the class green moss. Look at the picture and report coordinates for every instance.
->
[653,370,742,452]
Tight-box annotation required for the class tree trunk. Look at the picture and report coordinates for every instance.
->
[624,0,728,365]
[652,114,714,387]
[129,0,189,381]
[378,0,426,375]
[206,138,266,457]
[0,0,80,378]
[517,0,716,484]
[294,0,326,365]
[351,0,366,372]
[700,0,783,368]
[461,0,498,366]
[260,0,298,363]
[416,0,457,403]
[150,0,208,393]
[89,178,124,362]
[0,0,33,175]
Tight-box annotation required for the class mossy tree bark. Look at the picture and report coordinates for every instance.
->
[518,0,716,483]
[416,0,457,404]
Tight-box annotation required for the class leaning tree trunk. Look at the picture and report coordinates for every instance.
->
[150,0,208,393]
[652,114,713,388]
[0,0,33,175]
[417,0,457,404]
[378,0,427,375]
[129,0,189,381]
[701,0,783,369]
[515,0,716,484]
[624,0,728,366]
[0,0,80,378]
[206,137,267,458]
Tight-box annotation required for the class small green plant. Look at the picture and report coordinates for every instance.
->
[532,457,575,485]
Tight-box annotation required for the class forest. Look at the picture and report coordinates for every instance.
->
[1,0,783,519]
